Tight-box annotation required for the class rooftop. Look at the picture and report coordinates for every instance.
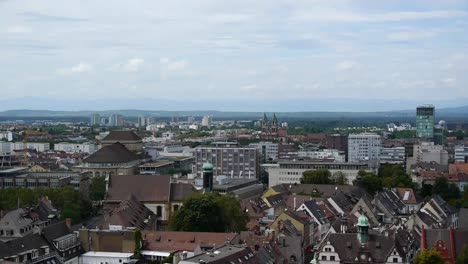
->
[102,131,142,142]
[83,142,140,163]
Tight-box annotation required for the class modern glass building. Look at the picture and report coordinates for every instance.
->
[416,105,435,139]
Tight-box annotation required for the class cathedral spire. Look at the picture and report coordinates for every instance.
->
[263,112,268,121]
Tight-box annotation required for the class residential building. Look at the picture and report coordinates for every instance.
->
[108,114,123,127]
[325,134,348,154]
[249,141,278,161]
[137,115,147,127]
[412,142,449,165]
[0,142,11,155]
[179,244,257,264]
[416,105,435,139]
[420,226,468,264]
[54,142,97,153]
[193,146,259,179]
[90,112,100,126]
[297,200,330,241]
[11,142,50,152]
[348,133,381,163]
[0,131,13,141]
[297,149,346,162]
[201,115,212,126]
[420,195,458,228]
[266,160,374,187]
[380,147,405,164]
[455,145,468,162]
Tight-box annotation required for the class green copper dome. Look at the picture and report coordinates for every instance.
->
[202,162,214,171]
[357,214,369,227]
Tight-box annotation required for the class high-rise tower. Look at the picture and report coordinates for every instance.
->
[416,105,435,139]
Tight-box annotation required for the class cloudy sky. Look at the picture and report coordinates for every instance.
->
[1,0,468,111]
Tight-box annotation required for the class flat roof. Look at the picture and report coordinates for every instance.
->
[0,167,29,174]
[139,161,174,168]
[81,251,134,258]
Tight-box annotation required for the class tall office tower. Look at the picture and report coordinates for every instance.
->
[90,113,100,126]
[348,133,381,163]
[416,105,435,139]
[201,115,212,127]
[137,116,146,127]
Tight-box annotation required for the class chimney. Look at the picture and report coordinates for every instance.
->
[66,218,72,230]
[293,197,296,210]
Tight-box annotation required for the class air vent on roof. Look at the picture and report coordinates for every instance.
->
[376,242,381,248]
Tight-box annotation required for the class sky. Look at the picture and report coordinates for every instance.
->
[1,0,468,111]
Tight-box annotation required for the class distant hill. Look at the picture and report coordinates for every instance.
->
[1,106,467,120]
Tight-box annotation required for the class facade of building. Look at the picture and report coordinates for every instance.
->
[0,131,13,142]
[297,149,346,162]
[54,142,97,154]
[266,161,374,187]
[201,115,212,126]
[193,147,259,178]
[380,147,405,164]
[90,113,100,126]
[411,142,449,166]
[249,141,278,161]
[348,133,381,163]
[455,145,468,163]
[11,142,50,152]
[260,113,278,140]
[416,105,435,139]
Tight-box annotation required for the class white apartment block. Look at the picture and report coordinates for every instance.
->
[348,133,381,163]
[297,149,345,162]
[201,116,212,126]
[54,142,97,153]
[249,142,279,161]
[0,131,13,141]
[10,142,50,152]
[266,160,374,187]
[0,142,11,155]
[455,145,468,163]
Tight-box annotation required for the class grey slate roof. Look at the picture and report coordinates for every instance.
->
[376,189,406,215]
[102,131,142,142]
[0,234,48,258]
[302,200,328,225]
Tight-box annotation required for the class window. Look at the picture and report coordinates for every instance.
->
[156,206,162,217]
[393,257,398,262]
[331,256,335,261]
[321,256,327,261]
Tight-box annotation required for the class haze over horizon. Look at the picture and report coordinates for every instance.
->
[1,0,468,111]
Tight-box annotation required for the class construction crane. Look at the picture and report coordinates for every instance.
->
[21,130,47,166]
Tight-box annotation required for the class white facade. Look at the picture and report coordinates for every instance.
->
[413,142,448,165]
[266,161,374,187]
[10,142,50,152]
[249,142,279,161]
[0,142,11,155]
[54,142,97,153]
[0,131,13,141]
[455,145,468,163]
[201,116,212,126]
[79,252,133,264]
[348,133,381,163]
[297,149,345,162]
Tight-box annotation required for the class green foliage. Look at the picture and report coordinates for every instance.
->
[133,228,142,259]
[355,172,383,196]
[390,130,416,139]
[0,187,91,223]
[303,169,333,184]
[433,177,461,201]
[169,192,248,232]
[456,245,468,264]
[89,176,106,201]
[177,131,210,140]
[413,249,446,264]
[332,171,348,185]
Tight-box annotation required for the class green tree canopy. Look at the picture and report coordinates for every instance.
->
[169,192,248,232]
[303,169,333,184]
[89,176,106,201]
[354,171,382,196]
[332,171,348,185]
[413,249,445,264]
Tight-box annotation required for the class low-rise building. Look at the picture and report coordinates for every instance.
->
[380,147,405,164]
[455,145,468,162]
[54,142,97,154]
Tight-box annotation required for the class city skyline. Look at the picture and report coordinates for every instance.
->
[1,0,468,111]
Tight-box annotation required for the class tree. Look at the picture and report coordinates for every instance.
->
[133,228,142,259]
[303,169,333,184]
[332,171,348,185]
[420,183,433,199]
[456,245,468,264]
[169,192,247,232]
[89,176,106,201]
[354,172,382,196]
[413,249,445,264]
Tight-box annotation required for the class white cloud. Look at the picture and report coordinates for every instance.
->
[112,58,145,73]
[160,57,188,71]
[57,62,92,75]
[336,60,359,71]
[6,25,31,33]
[387,30,438,42]
[292,10,468,23]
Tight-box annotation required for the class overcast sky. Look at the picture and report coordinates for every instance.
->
[1,0,468,111]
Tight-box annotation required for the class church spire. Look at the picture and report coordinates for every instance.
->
[263,112,268,121]
[272,113,278,123]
